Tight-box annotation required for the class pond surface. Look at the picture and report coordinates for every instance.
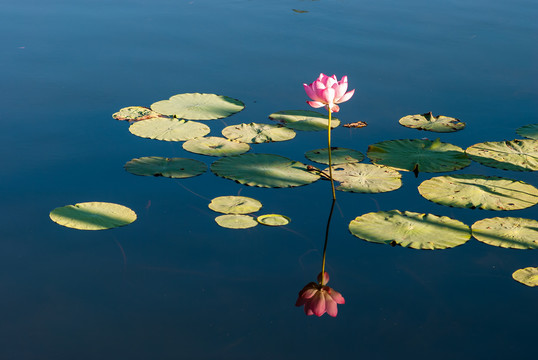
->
[1,0,537,359]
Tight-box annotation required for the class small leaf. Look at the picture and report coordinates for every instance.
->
[113,106,166,122]
[257,214,290,226]
[208,196,262,214]
[399,112,465,132]
[222,123,296,143]
[512,267,538,287]
[50,202,137,230]
[215,214,258,229]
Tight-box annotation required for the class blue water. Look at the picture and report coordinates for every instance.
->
[1,0,537,359]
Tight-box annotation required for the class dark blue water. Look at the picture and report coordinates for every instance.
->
[1,0,537,359]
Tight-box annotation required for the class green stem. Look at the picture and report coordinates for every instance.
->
[320,199,336,286]
[327,109,336,200]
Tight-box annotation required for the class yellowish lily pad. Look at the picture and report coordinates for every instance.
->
[50,202,137,231]
[215,214,258,229]
[257,214,290,226]
[269,110,340,131]
[208,196,262,214]
[399,112,465,132]
[512,267,538,287]
[151,93,244,120]
[305,147,364,165]
[222,123,296,144]
[329,163,402,193]
[466,139,538,171]
[129,118,210,142]
[183,136,250,157]
[471,217,538,249]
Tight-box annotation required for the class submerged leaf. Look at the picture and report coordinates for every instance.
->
[471,217,538,249]
[516,124,538,140]
[269,110,340,131]
[50,202,137,230]
[183,136,250,157]
[399,112,465,132]
[329,163,402,193]
[208,196,262,214]
[129,118,210,141]
[512,267,538,287]
[305,147,364,165]
[222,123,296,143]
[257,214,290,226]
[151,93,244,120]
[215,214,258,229]
[124,157,206,178]
[466,139,538,171]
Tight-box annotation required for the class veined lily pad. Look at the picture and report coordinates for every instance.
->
[124,157,206,178]
[222,123,296,143]
[471,217,538,249]
[418,175,538,210]
[329,163,402,193]
[465,139,538,171]
[516,124,538,140]
[349,210,471,249]
[215,214,258,229]
[113,106,166,122]
[399,112,465,132]
[512,267,538,287]
[208,196,262,214]
[367,138,470,173]
[129,118,210,141]
[183,136,250,157]
[268,110,340,131]
[50,202,137,230]
[211,153,320,188]
[257,214,290,226]
[151,93,244,120]
[305,147,364,165]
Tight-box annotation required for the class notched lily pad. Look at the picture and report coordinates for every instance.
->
[329,163,402,193]
[129,118,210,141]
[269,110,340,131]
[215,214,258,229]
[257,214,290,226]
[183,136,250,157]
[151,93,244,120]
[399,112,465,132]
[349,210,471,249]
[418,175,538,210]
[305,147,364,165]
[471,217,538,249]
[222,123,296,143]
[208,196,262,214]
[124,157,206,178]
[113,106,166,122]
[516,124,538,140]
[50,202,137,230]
[466,139,538,171]
[512,267,538,287]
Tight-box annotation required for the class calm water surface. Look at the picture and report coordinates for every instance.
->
[1,0,537,359]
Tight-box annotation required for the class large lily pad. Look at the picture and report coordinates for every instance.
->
[113,106,166,122]
[512,267,538,287]
[151,93,244,120]
[211,153,320,188]
[516,124,538,140]
[465,139,538,171]
[329,163,402,193]
[367,138,470,173]
[222,123,296,143]
[215,214,258,229]
[418,175,538,210]
[50,202,137,230]
[208,196,262,214]
[471,217,538,249]
[349,210,471,249]
[268,110,340,131]
[399,112,465,132]
[183,136,250,157]
[305,147,364,165]
[124,157,206,178]
[129,118,210,141]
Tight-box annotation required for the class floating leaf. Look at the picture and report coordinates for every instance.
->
[208,196,262,214]
[512,267,538,287]
[211,153,320,188]
[399,112,465,132]
[268,110,340,131]
[257,214,290,226]
[215,214,258,229]
[516,124,538,140]
[329,163,402,193]
[466,139,538,171]
[124,157,206,178]
[151,93,244,120]
[183,136,250,157]
[112,106,165,122]
[305,147,364,165]
[367,138,470,173]
[349,210,471,249]
[222,123,296,143]
[129,118,210,142]
[49,202,137,230]
[471,217,538,249]
[418,175,538,210]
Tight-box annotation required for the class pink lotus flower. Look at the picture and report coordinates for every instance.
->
[304,73,355,113]
[295,272,345,317]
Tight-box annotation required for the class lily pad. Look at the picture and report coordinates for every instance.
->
[211,153,320,188]
[257,214,290,226]
[129,118,210,141]
[512,267,538,287]
[112,106,166,122]
[465,139,538,171]
[50,202,137,230]
[268,110,340,131]
[215,214,258,229]
[183,136,250,157]
[329,163,402,193]
[516,124,538,140]
[367,138,470,173]
[208,196,262,214]
[349,210,471,249]
[399,112,465,132]
[471,217,538,249]
[418,175,538,210]
[222,123,296,143]
[305,147,364,165]
[124,157,206,178]
[151,93,244,120]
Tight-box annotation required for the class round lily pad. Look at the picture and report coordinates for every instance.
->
[50,202,137,230]
[222,123,296,143]
[113,106,165,122]
[208,196,262,214]
[329,163,402,193]
[465,139,538,171]
[183,136,250,157]
[124,157,206,178]
[512,267,538,287]
[257,214,290,226]
[151,93,245,120]
[349,210,471,249]
[471,217,538,249]
[418,175,538,210]
[305,147,364,165]
[268,110,340,131]
[367,138,470,173]
[215,214,258,229]
[211,153,320,188]
[399,112,465,132]
[129,118,210,141]
[516,124,538,140]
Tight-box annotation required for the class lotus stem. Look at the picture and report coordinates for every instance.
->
[320,198,336,286]
[327,109,336,200]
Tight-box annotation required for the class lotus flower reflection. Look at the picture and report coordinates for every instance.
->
[304,73,355,113]
[295,272,345,317]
